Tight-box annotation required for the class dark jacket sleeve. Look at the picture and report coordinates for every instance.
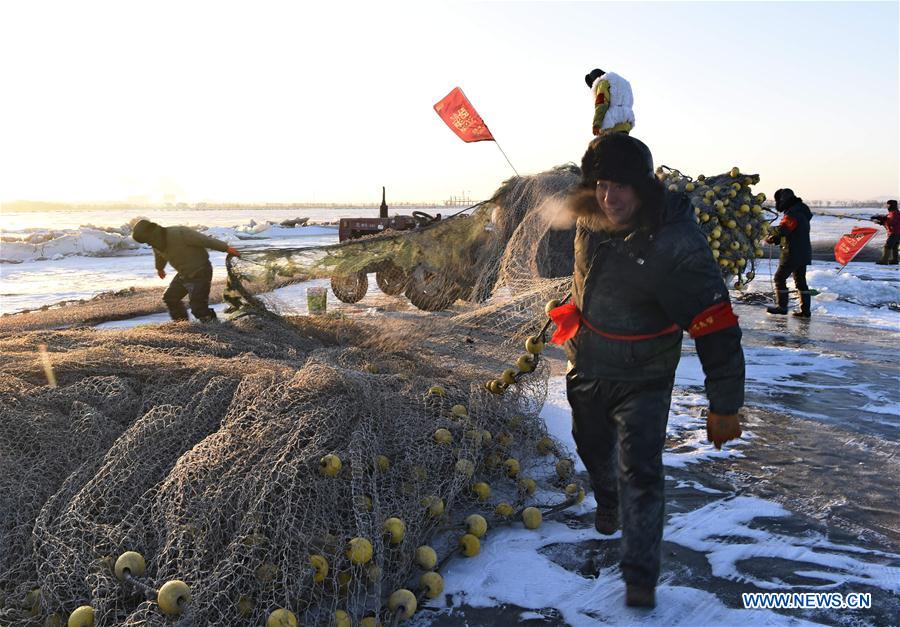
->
[655,235,746,414]
[152,248,167,273]
[184,228,230,252]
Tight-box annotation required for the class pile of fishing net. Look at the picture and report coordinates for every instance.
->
[0,164,768,627]
[657,165,769,289]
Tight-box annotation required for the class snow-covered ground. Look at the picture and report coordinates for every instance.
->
[418,367,899,626]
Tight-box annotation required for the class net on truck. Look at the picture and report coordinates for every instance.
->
[0,164,767,626]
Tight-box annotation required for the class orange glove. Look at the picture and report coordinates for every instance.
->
[226,247,241,258]
[157,269,166,279]
[707,412,741,449]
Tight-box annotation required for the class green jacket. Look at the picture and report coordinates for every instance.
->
[132,221,229,278]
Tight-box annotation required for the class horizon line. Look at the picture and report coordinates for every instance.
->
[3,197,894,210]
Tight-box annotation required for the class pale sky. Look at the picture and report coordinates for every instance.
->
[1,0,898,204]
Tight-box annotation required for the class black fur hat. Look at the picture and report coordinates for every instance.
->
[584,68,605,88]
[581,132,655,187]
[774,188,798,211]
[571,133,664,232]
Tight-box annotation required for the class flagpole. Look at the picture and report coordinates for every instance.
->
[493,140,519,176]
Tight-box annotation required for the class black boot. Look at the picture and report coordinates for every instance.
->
[766,290,789,315]
[594,507,619,535]
[792,291,811,318]
[626,584,656,608]
[166,301,189,321]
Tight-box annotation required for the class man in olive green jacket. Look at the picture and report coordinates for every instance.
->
[132,219,240,322]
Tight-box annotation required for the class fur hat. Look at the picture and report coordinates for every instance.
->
[887,199,898,211]
[774,188,798,212]
[581,132,655,188]
[570,134,664,232]
[584,68,605,88]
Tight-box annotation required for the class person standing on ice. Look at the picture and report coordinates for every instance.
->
[131,219,241,322]
[551,133,745,609]
[870,199,899,265]
[765,188,813,317]
[585,68,635,136]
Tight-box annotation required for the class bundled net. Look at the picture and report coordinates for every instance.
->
[0,164,766,626]
[656,166,769,289]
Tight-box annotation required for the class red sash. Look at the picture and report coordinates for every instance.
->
[548,303,679,345]
[548,301,737,345]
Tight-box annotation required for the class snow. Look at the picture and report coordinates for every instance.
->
[742,262,898,330]
[0,219,339,314]
[424,375,899,625]
[0,227,142,262]
[0,220,338,265]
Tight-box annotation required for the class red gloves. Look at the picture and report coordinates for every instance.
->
[227,247,241,258]
[592,126,600,136]
[707,412,742,449]
[157,269,166,279]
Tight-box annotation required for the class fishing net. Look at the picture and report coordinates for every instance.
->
[0,164,765,626]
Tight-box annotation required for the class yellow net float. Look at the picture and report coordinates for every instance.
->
[334,609,351,627]
[471,481,491,501]
[415,545,438,570]
[266,608,298,627]
[458,533,481,557]
[67,606,94,627]
[465,514,488,538]
[114,551,146,581]
[157,580,191,616]
[383,517,406,545]
[319,453,342,477]
[522,507,542,530]
[346,537,373,565]
[309,554,329,583]
[387,588,417,620]
[420,571,445,599]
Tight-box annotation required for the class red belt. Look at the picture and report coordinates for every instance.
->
[548,303,679,345]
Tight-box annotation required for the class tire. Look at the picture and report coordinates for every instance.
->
[331,271,368,303]
[404,270,462,311]
[375,263,408,296]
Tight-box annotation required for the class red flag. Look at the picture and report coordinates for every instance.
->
[433,87,495,143]
[834,226,878,265]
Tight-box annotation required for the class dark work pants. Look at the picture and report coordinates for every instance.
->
[879,234,899,264]
[773,259,809,296]
[163,262,216,322]
[566,370,673,588]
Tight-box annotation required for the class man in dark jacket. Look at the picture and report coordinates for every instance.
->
[871,199,899,265]
[765,189,813,316]
[132,219,241,322]
[552,133,745,608]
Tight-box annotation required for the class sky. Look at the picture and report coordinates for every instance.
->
[1,1,898,204]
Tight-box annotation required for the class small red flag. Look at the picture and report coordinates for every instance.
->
[834,226,878,265]
[433,87,495,143]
